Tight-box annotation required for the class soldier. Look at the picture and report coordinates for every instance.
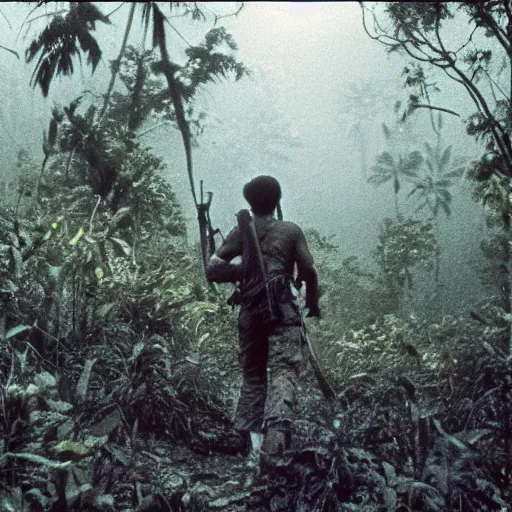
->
[206,175,320,464]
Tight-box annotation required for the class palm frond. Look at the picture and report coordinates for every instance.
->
[436,188,452,202]
[382,122,392,140]
[424,142,435,162]
[25,3,108,97]
[76,29,102,72]
[435,179,453,188]
[375,151,395,169]
[439,199,451,216]
[368,173,392,186]
[443,167,465,179]
[408,184,426,197]
[439,145,452,171]
[403,150,424,172]
[72,2,110,27]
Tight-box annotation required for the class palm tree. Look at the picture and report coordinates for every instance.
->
[408,141,464,296]
[25,3,110,97]
[338,81,396,179]
[368,150,424,216]
[408,143,464,218]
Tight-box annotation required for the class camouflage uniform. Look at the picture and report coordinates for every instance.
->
[235,297,303,435]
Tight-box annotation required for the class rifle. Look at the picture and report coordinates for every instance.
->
[197,180,219,277]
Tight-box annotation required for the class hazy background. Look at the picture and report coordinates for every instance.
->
[0,2,490,315]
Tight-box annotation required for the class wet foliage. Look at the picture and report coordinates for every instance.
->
[0,1,511,511]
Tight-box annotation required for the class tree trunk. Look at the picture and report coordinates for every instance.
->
[34,153,49,204]
[506,196,512,356]
[97,2,136,125]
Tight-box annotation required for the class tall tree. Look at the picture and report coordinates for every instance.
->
[368,148,424,217]
[338,80,397,179]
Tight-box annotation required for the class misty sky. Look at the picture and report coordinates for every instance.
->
[0,2,501,313]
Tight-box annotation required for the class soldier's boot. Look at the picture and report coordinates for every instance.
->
[259,421,292,473]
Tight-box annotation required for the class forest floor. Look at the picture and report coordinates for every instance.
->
[2,312,511,511]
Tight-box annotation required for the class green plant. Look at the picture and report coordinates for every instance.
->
[368,150,424,216]
[373,216,437,312]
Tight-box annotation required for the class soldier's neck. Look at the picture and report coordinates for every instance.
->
[253,212,275,220]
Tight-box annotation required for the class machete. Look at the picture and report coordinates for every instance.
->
[236,209,336,401]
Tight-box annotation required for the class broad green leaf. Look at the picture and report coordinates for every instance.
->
[104,444,130,466]
[432,419,468,450]
[96,302,116,319]
[48,265,62,281]
[69,227,85,246]
[108,207,132,231]
[130,342,145,361]
[10,246,22,278]
[34,372,57,389]
[92,495,115,506]
[383,487,397,512]
[75,358,97,403]
[54,441,90,459]
[46,399,73,413]
[382,461,397,487]
[95,267,104,280]
[89,409,121,437]
[0,452,72,469]
[5,325,31,339]
[110,237,131,256]
[25,488,50,507]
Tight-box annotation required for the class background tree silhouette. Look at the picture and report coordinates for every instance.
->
[368,146,424,217]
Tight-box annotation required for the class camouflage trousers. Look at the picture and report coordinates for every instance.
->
[233,301,303,435]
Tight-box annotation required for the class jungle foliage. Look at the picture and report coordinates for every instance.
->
[0,1,511,511]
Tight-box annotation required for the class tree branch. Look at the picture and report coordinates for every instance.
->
[97,2,136,125]
[0,7,11,29]
[136,121,172,138]
[474,3,512,57]
[88,195,102,237]
[433,4,512,172]
[0,44,19,59]
[411,104,460,117]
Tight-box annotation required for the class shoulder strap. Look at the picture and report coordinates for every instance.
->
[236,209,275,319]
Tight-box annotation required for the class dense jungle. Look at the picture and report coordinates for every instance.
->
[0,2,511,511]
